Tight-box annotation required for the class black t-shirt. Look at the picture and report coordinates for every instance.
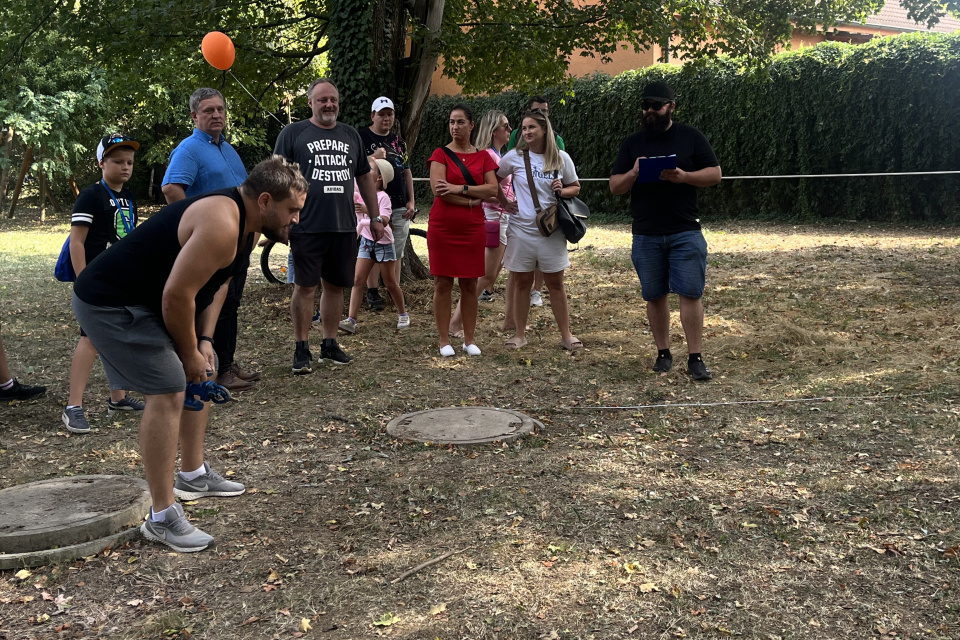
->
[71,182,137,264]
[358,127,409,209]
[611,123,719,235]
[74,189,248,316]
[273,120,370,233]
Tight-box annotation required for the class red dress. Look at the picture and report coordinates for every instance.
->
[427,147,499,277]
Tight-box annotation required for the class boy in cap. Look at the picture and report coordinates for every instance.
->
[62,134,145,433]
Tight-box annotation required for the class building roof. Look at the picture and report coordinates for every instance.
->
[855,0,960,33]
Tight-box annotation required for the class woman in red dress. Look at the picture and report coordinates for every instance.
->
[427,104,499,357]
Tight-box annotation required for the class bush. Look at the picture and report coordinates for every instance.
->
[413,33,960,223]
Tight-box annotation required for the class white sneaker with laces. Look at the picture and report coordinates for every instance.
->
[530,290,544,307]
[397,314,410,329]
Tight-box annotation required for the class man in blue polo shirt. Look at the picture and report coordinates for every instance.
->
[162,88,257,392]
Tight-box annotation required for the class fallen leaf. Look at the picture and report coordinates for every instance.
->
[14,569,31,580]
[300,618,312,632]
[126,599,143,607]
[240,617,261,626]
[639,583,660,593]
[373,612,401,627]
[267,569,282,583]
[429,603,447,616]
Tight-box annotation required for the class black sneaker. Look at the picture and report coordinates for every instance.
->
[687,358,713,381]
[366,288,384,311]
[292,346,313,375]
[0,379,46,401]
[320,339,352,365]
[653,353,673,372]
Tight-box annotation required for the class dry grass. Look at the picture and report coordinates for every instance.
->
[0,212,958,639]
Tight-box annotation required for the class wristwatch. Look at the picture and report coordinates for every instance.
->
[462,185,469,194]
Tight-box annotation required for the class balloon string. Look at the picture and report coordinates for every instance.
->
[228,70,285,125]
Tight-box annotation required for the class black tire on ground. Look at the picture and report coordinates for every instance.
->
[260,241,289,285]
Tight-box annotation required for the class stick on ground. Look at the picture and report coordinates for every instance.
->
[390,547,474,584]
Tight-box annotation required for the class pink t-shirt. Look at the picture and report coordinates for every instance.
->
[354,181,394,244]
[482,148,514,217]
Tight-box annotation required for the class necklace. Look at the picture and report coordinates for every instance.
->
[449,143,474,155]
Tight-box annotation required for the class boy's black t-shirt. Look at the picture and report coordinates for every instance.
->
[611,123,719,236]
[358,127,409,209]
[71,182,137,264]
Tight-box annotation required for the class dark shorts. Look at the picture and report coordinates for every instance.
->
[631,230,708,301]
[289,232,357,288]
[72,294,188,395]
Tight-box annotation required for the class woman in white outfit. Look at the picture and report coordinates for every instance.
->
[496,110,582,350]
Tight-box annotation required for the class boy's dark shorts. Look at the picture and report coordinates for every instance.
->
[289,232,357,288]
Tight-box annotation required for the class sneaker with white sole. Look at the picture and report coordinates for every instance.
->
[478,289,494,302]
[140,503,213,553]
[397,313,410,329]
[61,406,91,434]
[320,339,352,365]
[530,290,544,307]
[107,396,145,416]
[339,317,357,334]
[173,462,246,500]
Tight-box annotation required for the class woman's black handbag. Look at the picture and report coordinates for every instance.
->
[555,194,589,244]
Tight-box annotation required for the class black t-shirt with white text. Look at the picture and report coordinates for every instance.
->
[71,182,137,264]
[611,123,719,236]
[358,127,410,209]
[274,120,370,234]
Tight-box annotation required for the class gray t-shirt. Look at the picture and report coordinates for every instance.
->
[274,120,370,234]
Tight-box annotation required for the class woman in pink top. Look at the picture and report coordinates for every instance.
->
[449,109,517,338]
[340,158,409,334]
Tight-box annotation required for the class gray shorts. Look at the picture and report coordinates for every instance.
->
[72,294,188,395]
[391,208,411,260]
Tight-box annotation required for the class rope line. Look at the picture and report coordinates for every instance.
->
[568,392,929,411]
[413,170,960,182]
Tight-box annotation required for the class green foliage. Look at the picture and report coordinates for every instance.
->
[328,0,376,127]
[414,33,960,223]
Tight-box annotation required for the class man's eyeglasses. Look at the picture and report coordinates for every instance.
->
[641,100,670,112]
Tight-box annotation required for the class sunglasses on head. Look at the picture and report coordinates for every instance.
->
[641,100,670,112]
[105,134,131,144]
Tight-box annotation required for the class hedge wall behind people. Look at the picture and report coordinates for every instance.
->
[411,33,960,223]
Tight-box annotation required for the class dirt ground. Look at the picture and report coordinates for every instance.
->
[0,217,958,639]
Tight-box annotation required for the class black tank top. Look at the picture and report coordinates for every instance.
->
[74,188,248,315]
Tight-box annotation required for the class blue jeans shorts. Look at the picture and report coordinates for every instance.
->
[357,236,397,262]
[631,230,707,301]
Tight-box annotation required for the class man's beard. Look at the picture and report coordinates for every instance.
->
[641,109,672,134]
[262,224,291,244]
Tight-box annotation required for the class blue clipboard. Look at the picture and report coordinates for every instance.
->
[635,155,678,183]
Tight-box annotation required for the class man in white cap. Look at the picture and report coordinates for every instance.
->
[358,96,416,314]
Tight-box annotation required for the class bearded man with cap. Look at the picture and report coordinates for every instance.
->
[358,96,416,310]
[609,81,722,381]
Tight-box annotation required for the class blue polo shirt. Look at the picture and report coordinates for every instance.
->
[162,128,247,197]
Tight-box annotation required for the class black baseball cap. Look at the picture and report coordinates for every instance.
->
[641,81,675,103]
[96,134,140,161]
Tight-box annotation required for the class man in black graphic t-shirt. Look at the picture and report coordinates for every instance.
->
[610,81,721,382]
[274,78,382,373]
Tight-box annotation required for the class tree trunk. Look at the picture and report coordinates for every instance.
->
[6,145,34,219]
[400,0,444,151]
[69,175,79,199]
[37,170,46,222]
[0,126,14,209]
[401,234,430,283]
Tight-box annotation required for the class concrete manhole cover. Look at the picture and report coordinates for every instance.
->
[0,475,150,569]
[386,406,540,445]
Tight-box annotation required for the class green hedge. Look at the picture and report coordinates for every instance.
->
[412,33,960,223]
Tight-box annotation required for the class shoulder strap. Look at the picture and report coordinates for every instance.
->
[441,147,478,186]
[523,151,543,213]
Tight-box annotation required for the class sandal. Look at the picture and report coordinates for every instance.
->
[450,329,465,339]
[560,336,584,351]
[505,337,527,350]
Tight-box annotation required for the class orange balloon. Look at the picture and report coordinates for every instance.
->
[201,31,235,71]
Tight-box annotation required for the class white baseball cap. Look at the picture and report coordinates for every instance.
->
[371,96,394,112]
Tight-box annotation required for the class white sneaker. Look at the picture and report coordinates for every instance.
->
[338,317,357,334]
[530,290,543,307]
[397,313,410,329]
[463,343,482,356]
[439,345,456,357]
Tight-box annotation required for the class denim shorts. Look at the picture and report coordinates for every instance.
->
[357,236,397,262]
[631,230,708,300]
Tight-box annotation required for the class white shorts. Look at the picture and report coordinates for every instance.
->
[502,226,569,274]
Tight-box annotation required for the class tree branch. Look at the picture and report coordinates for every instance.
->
[0,0,66,70]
